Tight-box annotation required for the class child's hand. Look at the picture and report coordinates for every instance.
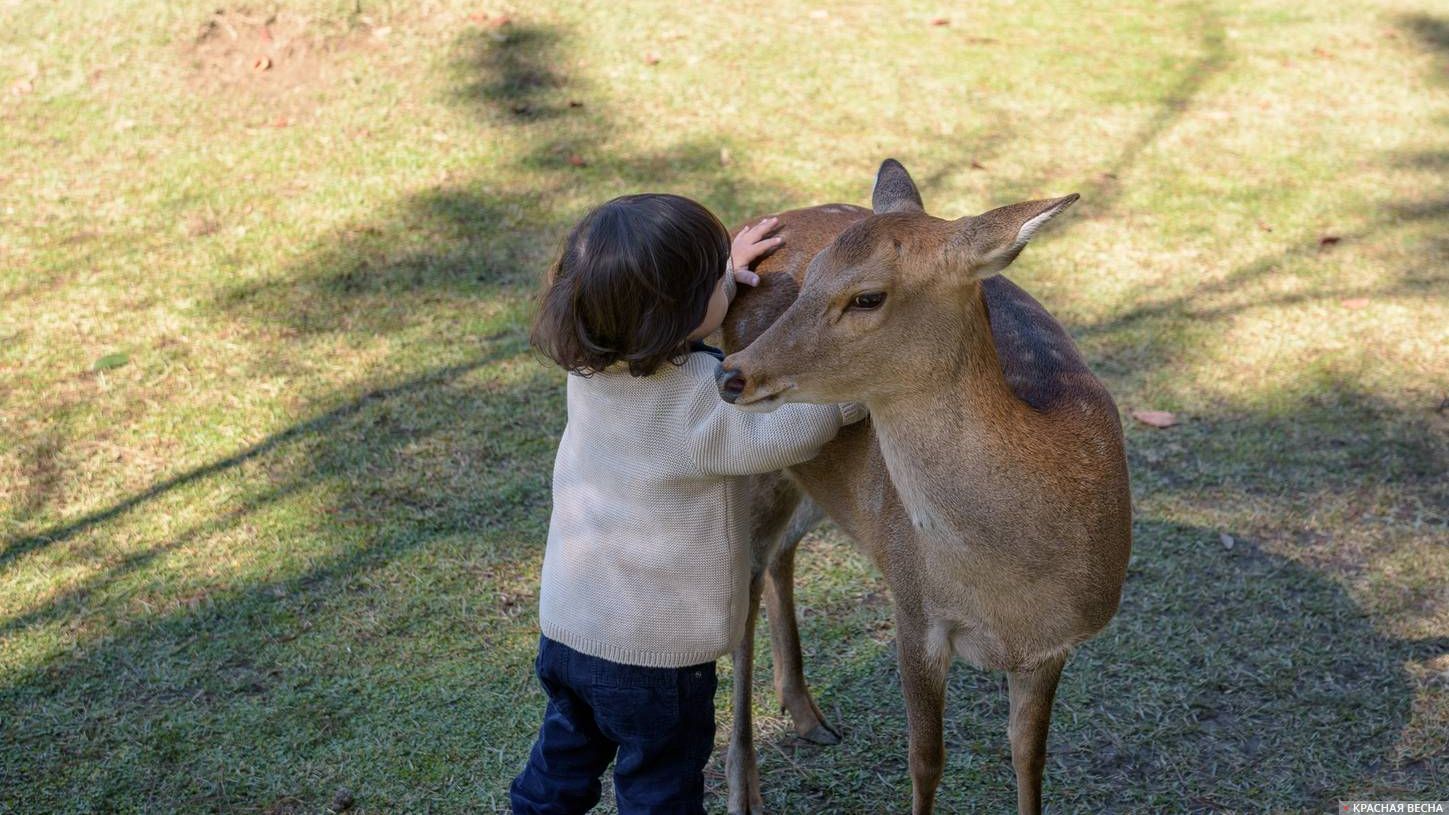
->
[729,217,783,287]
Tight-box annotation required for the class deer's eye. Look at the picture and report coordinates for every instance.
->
[848,291,886,311]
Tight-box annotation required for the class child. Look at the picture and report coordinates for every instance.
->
[510,193,866,814]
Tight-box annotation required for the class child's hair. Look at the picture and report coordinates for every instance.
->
[531,193,730,377]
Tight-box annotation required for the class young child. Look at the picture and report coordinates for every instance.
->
[510,193,867,814]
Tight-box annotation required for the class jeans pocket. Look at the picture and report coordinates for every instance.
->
[592,683,681,742]
[535,638,578,718]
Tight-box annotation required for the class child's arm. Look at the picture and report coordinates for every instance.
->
[683,375,867,476]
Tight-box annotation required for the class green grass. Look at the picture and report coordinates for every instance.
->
[2,0,1446,812]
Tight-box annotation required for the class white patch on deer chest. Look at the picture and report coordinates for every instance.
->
[878,435,954,537]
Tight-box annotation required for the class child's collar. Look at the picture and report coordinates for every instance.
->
[689,339,724,361]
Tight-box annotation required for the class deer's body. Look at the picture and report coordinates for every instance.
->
[719,162,1131,815]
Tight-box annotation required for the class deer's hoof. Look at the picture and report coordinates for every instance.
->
[800,722,842,745]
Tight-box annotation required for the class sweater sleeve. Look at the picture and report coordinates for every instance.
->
[682,361,865,476]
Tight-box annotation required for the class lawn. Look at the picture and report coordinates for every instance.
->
[1,0,1446,812]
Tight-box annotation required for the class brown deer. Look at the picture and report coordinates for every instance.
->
[715,159,1132,815]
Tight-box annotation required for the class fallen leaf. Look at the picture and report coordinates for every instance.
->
[567,154,587,167]
[1131,409,1178,428]
[1319,235,1341,248]
[186,216,220,237]
[930,17,950,26]
[643,52,661,65]
[252,55,272,72]
[1219,532,1235,550]
[1340,297,1370,309]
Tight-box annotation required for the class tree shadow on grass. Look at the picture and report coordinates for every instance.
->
[0,347,562,811]
[741,507,1443,806]
[457,23,572,122]
[1065,10,1449,413]
[216,23,795,342]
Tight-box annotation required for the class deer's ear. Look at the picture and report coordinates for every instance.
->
[872,158,924,214]
[953,193,1079,278]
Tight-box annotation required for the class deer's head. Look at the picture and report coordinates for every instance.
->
[718,159,1076,409]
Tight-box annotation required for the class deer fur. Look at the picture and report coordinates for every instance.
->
[717,159,1132,815]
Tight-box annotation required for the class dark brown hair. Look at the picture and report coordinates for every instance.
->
[531,193,730,377]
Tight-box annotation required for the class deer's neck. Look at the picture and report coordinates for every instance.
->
[868,289,1031,538]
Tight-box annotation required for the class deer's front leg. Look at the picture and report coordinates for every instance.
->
[1006,652,1067,815]
[763,542,840,745]
[727,573,768,815]
[895,608,949,815]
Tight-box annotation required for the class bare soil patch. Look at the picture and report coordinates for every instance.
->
[183,8,377,108]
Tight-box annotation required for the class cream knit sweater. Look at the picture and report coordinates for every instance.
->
[538,347,867,668]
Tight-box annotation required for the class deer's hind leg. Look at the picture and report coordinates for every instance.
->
[726,573,768,815]
[762,499,841,745]
[727,476,814,815]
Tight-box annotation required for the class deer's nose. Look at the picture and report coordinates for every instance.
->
[717,367,747,403]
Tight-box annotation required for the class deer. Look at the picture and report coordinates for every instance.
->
[713,159,1132,815]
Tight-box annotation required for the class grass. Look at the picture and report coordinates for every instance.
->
[1,0,1446,812]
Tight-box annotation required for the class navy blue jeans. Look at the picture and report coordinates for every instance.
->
[509,636,718,815]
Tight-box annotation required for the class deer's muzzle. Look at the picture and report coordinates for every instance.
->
[717,366,747,403]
